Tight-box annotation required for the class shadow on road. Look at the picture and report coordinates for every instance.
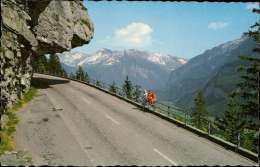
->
[32,77,70,89]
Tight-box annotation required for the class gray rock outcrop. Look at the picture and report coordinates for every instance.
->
[0,0,94,119]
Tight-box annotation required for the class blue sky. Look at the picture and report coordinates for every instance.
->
[72,1,259,59]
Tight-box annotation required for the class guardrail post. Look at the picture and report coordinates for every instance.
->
[152,105,155,112]
[208,121,211,135]
[142,102,146,112]
[237,132,240,149]
[185,112,187,126]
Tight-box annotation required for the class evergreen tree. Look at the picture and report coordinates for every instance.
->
[191,91,209,130]
[48,54,63,75]
[84,72,90,83]
[122,76,133,99]
[241,129,258,152]
[133,85,141,102]
[32,55,48,73]
[230,6,260,156]
[96,80,101,87]
[75,66,85,81]
[235,6,260,131]
[61,69,68,78]
[69,72,75,79]
[109,81,117,94]
[215,96,246,144]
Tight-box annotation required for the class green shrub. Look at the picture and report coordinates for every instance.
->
[0,87,37,155]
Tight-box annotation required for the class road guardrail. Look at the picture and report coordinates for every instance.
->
[35,72,258,163]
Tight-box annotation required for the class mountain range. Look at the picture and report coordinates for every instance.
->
[160,35,256,116]
[59,35,256,117]
[59,49,187,90]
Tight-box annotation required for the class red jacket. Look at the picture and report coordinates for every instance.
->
[147,91,157,105]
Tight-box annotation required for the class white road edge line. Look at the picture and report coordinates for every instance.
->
[105,114,120,125]
[153,148,178,166]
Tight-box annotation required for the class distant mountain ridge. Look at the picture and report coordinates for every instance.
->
[59,48,187,90]
[161,35,256,116]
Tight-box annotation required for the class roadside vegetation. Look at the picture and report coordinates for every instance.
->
[0,87,37,155]
[33,54,67,77]
[190,7,259,153]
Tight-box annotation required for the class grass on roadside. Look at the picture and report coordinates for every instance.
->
[0,87,37,155]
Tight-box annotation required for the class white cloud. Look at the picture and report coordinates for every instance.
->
[98,22,153,49]
[114,22,153,47]
[246,3,259,10]
[208,21,228,30]
[97,22,156,50]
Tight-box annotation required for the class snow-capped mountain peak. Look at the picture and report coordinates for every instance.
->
[218,35,249,53]
[147,53,167,65]
[82,51,110,65]
[60,48,187,69]
[58,52,86,67]
[60,48,187,90]
[178,58,187,64]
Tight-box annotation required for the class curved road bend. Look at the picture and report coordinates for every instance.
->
[15,73,257,166]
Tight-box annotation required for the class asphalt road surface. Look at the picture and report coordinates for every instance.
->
[15,74,257,166]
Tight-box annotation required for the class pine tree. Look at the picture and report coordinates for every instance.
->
[48,54,63,75]
[61,69,68,78]
[191,91,209,130]
[215,96,246,144]
[96,80,101,87]
[69,72,75,79]
[32,55,48,73]
[133,85,141,102]
[230,5,260,157]
[109,81,117,94]
[122,76,133,99]
[75,66,85,81]
[235,6,260,131]
[84,72,90,83]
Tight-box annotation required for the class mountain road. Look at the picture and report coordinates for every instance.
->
[14,73,257,166]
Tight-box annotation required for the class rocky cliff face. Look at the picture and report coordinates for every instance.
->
[0,0,94,117]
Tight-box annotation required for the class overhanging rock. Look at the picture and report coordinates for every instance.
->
[0,0,94,117]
